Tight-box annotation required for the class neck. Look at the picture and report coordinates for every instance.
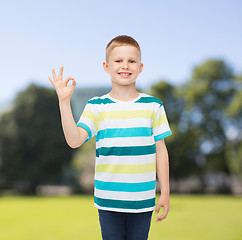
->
[109,82,139,101]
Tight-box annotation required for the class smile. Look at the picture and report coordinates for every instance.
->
[118,72,132,77]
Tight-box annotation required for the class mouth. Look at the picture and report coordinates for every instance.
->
[118,72,132,77]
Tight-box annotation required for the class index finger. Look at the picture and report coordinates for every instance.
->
[156,207,169,222]
[52,68,58,81]
[58,66,64,81]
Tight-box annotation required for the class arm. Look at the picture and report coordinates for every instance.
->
[48,66,88,148]
[154,139,170,222]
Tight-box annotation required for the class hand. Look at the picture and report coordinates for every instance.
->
[155,194,170,222]
[48,66,76,101]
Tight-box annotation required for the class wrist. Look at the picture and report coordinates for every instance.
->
[59,98,71,106]
[160,189,170,196]
[59,99,72,112]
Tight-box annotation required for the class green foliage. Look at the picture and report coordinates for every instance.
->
[225,75,242,118]
[226,141,242,177]
[71,138,95,170]
[183,59,240,173]
[0,84,73,192]
[150,59,242,179]
[71,138,96,193]
[150,81,202,179]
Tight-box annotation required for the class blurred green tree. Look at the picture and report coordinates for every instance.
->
[150,59,242,181]
[182,59,241,175]
[224,75,242,178]
[0,84,73,193]
[150,81,202,179]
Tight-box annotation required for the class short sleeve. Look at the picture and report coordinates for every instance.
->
[152,103,172,141]
[77,100,99,143]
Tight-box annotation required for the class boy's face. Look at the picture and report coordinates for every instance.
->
[103,45,143,87]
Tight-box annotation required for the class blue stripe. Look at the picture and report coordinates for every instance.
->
[77,122,92,142]
[88,98,115,104]
[94,196,156,209]
[154,130,172,141]
[96,127,152,142]
[98,145,156,156]
[95,180,156,192]
[135,96,163,106]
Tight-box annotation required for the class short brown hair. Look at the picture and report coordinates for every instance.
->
[106,35,141,62]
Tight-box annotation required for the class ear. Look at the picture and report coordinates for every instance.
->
[139,63,143,73]
[103,61,109,74]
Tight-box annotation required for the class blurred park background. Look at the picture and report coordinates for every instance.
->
[0,0,242,239]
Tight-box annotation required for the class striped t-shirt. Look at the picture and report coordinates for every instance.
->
[77,92,172,213]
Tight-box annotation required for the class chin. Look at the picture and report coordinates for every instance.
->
[112,81,136,87]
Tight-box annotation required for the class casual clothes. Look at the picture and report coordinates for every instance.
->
[77,92,172,213]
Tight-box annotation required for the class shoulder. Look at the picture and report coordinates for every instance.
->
[136,93,163,107]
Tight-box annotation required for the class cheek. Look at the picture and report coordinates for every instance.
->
[134,67,140,74]
[109,64,117,71]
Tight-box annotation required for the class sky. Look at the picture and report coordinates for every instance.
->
[0,0,242,103]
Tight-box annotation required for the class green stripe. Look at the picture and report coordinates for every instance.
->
[98,145,156,156]
[94,196,156,209]
[88,98,115,104]
[96,149,100,157]
[135,97,163,106]
[88,96,162,105]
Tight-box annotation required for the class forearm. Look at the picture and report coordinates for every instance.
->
[156,140,170,195]
[59,100,83,148]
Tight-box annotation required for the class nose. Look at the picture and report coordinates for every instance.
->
[122,61,129,69]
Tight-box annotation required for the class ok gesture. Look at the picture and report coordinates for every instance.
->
[48,66,76,101]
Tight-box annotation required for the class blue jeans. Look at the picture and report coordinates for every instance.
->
[98,209,153,240]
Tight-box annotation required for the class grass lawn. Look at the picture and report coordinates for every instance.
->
[0,194,241,240]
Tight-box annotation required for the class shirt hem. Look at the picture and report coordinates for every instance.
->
[154,130,172,141]
[94,203,155,213]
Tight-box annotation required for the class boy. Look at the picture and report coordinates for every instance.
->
[49,35,172,240]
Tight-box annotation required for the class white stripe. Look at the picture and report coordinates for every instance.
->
[152,122,171,136]
[96,102,158,112]
[154,105,166,119]
[94,204,155,213]
[83,104,98,115]
[96,136,154,148]
[94,189,156,201]
[99,118,152,130]
[95,172,156,183]
[95,154,156,165]
[77,117,97,135]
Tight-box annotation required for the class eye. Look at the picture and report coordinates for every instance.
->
[129,60,136,63]
[115,60,121,63]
